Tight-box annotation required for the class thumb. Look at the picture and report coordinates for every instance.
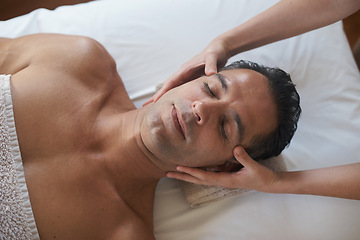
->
[204,53,218,76]
[233,146,256,168]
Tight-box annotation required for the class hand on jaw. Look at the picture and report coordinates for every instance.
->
[166,146,280,193]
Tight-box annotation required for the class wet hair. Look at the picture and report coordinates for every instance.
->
[219,60,301,160]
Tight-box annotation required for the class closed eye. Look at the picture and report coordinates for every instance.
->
[203,82,217,98]
[221,119,228,141]
[202,82,228,141]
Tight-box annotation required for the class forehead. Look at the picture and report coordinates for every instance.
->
[218,68,278,146]
[217,68,272,99]
[219,68,266,84]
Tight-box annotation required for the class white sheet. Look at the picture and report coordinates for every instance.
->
[1,0,360,239]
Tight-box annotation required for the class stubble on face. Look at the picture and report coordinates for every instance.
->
[140,69,278,169]
[140,99,188,165]
[139,85,230,168]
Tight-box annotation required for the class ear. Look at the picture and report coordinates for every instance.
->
[204,158,243,172]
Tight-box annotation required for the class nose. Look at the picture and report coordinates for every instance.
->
[192,100,224,125]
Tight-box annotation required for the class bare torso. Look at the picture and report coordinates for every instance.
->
[1,34,158,239]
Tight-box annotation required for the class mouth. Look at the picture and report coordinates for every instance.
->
[171,105,186,139]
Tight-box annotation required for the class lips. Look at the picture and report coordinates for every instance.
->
[172,105,186,139]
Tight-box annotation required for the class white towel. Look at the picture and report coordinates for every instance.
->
[0,74,40,239]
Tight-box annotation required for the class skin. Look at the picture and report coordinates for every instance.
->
[141,69,278,169]
[0,34,277,239]
[167,147,360,200]
[149,0,360,201]
[1,34,157,240]
[145,0,360,103]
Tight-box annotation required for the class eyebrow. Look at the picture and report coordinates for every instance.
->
[215,73,228,92]
[215,73,244,144]
[233,111,245,144]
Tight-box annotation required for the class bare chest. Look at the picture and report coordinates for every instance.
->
[8,68,154,238]
[9,69,133,161]
[24,157,156,240]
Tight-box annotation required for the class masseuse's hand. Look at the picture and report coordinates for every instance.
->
[167,146,280,192]
[143,38,230,105]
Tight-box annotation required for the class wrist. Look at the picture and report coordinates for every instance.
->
[270,171,309,195]
[218,27,256,57]
[268,171,296,194]
[208,35,231,60]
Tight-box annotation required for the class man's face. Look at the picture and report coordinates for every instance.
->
[141,69,278,168]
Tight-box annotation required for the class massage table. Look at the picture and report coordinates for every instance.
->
[1,0,360,239]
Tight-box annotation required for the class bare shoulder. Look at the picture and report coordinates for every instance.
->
[6,33,126,102]
[28,34,117,76]
[0,33,117,78]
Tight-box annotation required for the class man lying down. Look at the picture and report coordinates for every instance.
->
[0,34,300,239]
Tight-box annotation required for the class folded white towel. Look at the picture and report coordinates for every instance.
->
[177,155,286,207]
[0,74,40,239]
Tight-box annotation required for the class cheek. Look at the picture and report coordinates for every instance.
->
[175,82,205,100]
[189,131,233,166]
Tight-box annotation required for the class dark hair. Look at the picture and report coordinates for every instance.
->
[219,60,301,160]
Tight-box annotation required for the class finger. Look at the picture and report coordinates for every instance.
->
[233,146,257,168]
[153,78,182,102]
[176,166,214,179]
[152,88,167,103]
[153,57,207,102]
[142,96,155,106]
[152,81,176,102]
[204,53,218,76]
[153,65,193,102]
[166,172,203,184]
[175,166,231,186]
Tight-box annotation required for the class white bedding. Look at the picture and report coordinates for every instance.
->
[1,0,360,239]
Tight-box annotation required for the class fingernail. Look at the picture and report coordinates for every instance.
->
[234,147,242,155]
[154,96,160,103]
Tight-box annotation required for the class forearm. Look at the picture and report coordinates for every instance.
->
[273,163,360,200]
[219,0,360,56]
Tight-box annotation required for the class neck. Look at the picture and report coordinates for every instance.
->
[88,105,168,227]
[98,105,167,188]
